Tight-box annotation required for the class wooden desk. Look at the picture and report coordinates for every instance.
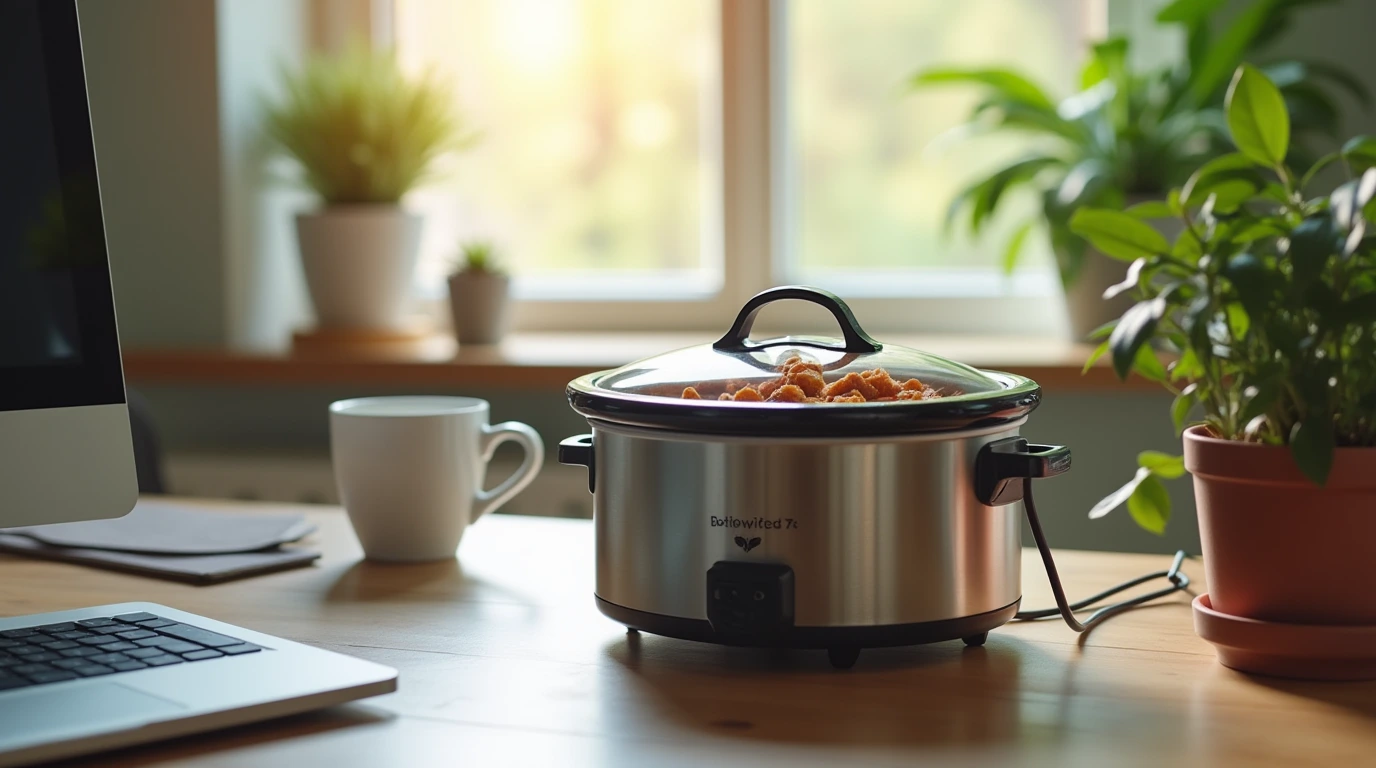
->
[4,500,1372,767]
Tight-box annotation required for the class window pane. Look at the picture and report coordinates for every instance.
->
[781,0,1083,287]
[395,0,720,295]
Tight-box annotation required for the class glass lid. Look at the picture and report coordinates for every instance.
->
[567,287,1041,435]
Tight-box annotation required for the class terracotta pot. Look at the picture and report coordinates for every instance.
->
[1183,426,1376,625]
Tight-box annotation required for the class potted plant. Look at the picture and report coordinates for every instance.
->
[265,46,466,332]
[910,0,1365,340]
[447,241,512,345]
[1070,64,1376,655]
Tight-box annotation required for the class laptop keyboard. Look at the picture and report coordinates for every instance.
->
[0,612,262,691]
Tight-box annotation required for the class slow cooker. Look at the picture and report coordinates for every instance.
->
[558,286,1076,668]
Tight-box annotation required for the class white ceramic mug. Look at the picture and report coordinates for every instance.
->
[329,396,544,562]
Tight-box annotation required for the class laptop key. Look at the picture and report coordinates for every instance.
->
[0,630,37,639]
[71,664,114,677]
[0,657,19,668]
[98,642,139,652]
[22,652,60,663]
[112,612,160,624]
[116,629,158,641]
[140,654,183,667]
[13,663,55,676]
[135,618,176,629]
[155,624,243,648]
[88,653,131,665]
[76,618,118,628]
[92,625,132,635]
[34,622,77,633]
[0,639,23,649]
[123,647,167,659]
[78,636,115,646]
[133,639,204,654]
[217,644,262,656]
[37,640,79,651]
[181,649,224,661]
[50,659,90,670]
[0,676,32,690]
[10,645,43,656]
[26,670,79,684]
[110,660,148,672]
[53,631,95,641]
[58,647,101,658]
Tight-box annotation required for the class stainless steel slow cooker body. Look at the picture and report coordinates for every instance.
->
[559,287,1067,666]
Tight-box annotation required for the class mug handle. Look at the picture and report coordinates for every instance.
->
[473,422,545,521]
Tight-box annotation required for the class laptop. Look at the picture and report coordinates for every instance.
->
[0,2,396,764]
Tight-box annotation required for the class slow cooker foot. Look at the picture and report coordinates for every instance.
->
[962,632,989,647]
[827,647,861,669]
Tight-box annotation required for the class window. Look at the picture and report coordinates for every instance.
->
[391,0,1095,334]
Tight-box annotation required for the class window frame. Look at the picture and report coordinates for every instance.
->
[381,0,1099,337]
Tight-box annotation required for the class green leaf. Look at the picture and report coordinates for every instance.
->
[1088,466,1151,520]
[1240,380,1279,425]
[1170,347,1202,381]
[1087,319,1118,341]
[1341,135,1376,173]
[1300,151,1342,191]
[1157,0,1227,25]
[909,68,1057,111]
[1127,475,1172,535]
[1133,344,1169,383]
[1001,220,1036,274]
[1108,297,1167,380]
[1181,153,1263,208]
[1103,258,1147,300]
[1125,200,1176,220]
[1138,451,1187,480]
[1226,302,1250,338]
[1190,0,1282,104]
[1069,209,1171,262]
[1223,252,1275,320]
[1083,339,1110,374]
[1173,230,1204,261]
[966,156,1063,233]
[1288,215,1337,289]
[1290,418,1335,486]
[1171,389,1196,435]
[1226,64,1291,167]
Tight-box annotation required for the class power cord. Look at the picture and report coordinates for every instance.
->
[1014,477,1192,632]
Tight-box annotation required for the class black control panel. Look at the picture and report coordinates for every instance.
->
[706,561,794,636]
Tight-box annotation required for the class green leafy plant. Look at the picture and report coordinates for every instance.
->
[910,0,1367,285]
[265,46,468,204]
[454,241,504,275]
[1073,64,1376,533]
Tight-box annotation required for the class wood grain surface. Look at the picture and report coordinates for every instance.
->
[4,499,1370,767]
[121,333,1161,393]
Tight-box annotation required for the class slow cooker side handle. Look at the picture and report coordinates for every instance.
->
[713,286,883,354]
[558,434,595,493]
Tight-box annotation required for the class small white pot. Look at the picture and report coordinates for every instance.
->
[295,206,422,330]
[447,271,512,345]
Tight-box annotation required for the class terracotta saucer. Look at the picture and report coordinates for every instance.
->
[1193,594,1376,681]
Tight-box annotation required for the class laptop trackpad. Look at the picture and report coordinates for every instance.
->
[0,683,187,743]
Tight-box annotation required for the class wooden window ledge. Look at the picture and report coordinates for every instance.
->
[121,333,1159,393]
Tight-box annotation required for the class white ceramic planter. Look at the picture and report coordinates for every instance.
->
[447,271,512,345]
[295,206,422,330]
[1060,199,1182,341]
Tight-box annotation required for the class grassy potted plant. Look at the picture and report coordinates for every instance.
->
[266,46,465,332]
[447,241,511,345]
[1071,64,1376,676]
[910,0,1366,340]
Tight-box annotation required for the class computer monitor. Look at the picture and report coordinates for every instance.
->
[0,0,137,527]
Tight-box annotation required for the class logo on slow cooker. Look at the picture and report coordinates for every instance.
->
[734,536,762,553]
[710,515,798,530]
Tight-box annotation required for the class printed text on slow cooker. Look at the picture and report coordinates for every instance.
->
[710,515,798,530]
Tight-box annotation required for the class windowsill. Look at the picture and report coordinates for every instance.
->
[121,332,1159,393]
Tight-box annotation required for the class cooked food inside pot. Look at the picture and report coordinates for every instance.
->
[679,355,942,404]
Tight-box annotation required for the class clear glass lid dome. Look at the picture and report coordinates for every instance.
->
[566,287,1040,435]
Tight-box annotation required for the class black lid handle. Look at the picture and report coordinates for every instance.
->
[713,286,882,354]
